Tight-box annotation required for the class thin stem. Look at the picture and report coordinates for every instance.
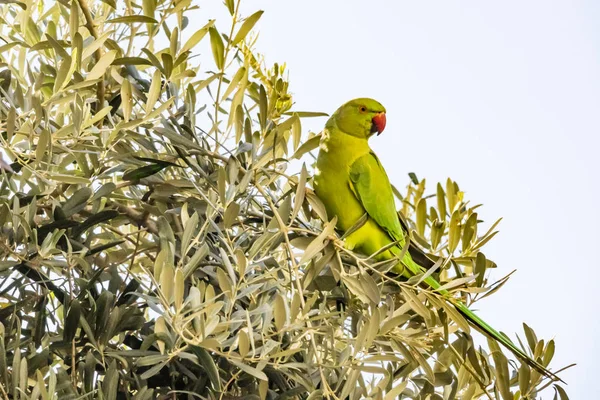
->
[213,0,242,152]
[76,0,105,113]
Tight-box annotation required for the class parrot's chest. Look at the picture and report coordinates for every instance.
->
[314,134,369,231]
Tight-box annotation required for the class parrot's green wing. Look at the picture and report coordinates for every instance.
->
[349,152,407,246]
[350,153,437,269]
[348,152,562,382]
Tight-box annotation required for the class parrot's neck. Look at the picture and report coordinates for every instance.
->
[321,122,371,157]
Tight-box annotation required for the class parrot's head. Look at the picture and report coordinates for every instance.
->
[331,98,387,139]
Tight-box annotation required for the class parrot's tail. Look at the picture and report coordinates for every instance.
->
[397,249,562,382]
[454,299,563,382]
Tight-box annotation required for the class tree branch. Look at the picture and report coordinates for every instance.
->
[108,201,159,235]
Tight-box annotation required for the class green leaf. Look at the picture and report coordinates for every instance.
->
[193,72,221,92]
[284,111,329,118]
[174,269,184,310]
[384,381,408,400]
[63,299,81,342]
[258,84,267,129]
[140,48,165,73]
[180,20,214,53]
[53,54,73,93]
[273,293,287,331]
[488,339,512,400]
[216,267,232,298]
[208,27,225,70]
[462,212,477,252]
[45,34,70,60]
[519,362,531,395]
[232,11,264,46]
[292,133,321,159]
[192,347,222,391]
[62,187,92,217]
[86,50,117,81]
[136,354,169,367]
[299,217,337,265]
[446,178,457,212]
[142,0,156,19]
[436,183,447,221]
[161,53,173,77]
[95,291,114,336]
[70,0,80,39]
[230,359,268,381]
[81,30,113,61]
[221,66,246,101]
[435,275,476,292]
[181,212,199,255]
[112,57,152,66]
[160,264,174,305]
[73,210,119,236]
[306,191,328,221]
[223,202,240,229]
[63,78,99,92]
[121,79,132,122]
[101,0,117,7]
[448,210,461,253]
[291,113,302,150]
[145,69,162,113]
[408,172,419,184]
[544,339,555,366]
[103,360,119,400]
[360,272,380,304]
[157,215,176,244]
[554,385,569,400]
[416,197,426,236]
[107,15,158,24]
[225,0,235,14]
[474,252,486,287]
[291,163,308,222]
[523,322,538,352]
[139,360,168,380]
[123,164,167,181]
[35,129,50,164]
[92,182,116,201]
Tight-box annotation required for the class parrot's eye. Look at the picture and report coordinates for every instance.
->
[359,106,367,113]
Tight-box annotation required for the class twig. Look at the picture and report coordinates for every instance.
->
[108,200,158,235]
[77,0,105,113]
[213,0,242,151]
[447,344,494,400]
[0,381,9,400]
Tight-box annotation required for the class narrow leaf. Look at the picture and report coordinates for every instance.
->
[208,27,224,70]
[86,50,117,81]
[232,11,264,46]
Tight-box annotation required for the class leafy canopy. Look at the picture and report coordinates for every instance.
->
[0,0,569,399]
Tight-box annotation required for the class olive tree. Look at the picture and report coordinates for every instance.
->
[0,0,569,399]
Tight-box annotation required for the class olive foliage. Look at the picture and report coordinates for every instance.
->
[0,0,569,399]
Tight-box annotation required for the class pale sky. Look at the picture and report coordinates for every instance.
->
[199,1,600,397]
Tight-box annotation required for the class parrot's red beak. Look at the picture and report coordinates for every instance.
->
[372,112,386,135]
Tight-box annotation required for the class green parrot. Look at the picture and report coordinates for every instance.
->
[314,98,559,380]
